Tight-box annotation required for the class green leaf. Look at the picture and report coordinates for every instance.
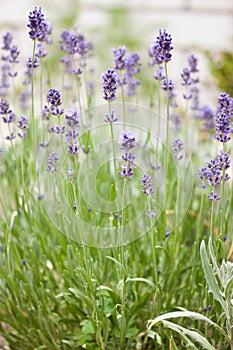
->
[81,320,95,335]
[200,240,225,310]
[126,277,155,289]
[208,238,222,284]
[106,256,127,276]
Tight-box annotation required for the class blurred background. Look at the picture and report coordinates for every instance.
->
[0,0,232,104]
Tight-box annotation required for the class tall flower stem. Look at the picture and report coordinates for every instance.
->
[119,177,126,350]
[210,191,215,240]
[31,39,37,159]
[219,143,227,239]
[148,199,157,284]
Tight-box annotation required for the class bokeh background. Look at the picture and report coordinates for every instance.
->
[0,0,232,103]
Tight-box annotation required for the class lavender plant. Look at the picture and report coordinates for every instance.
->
[0,6,232,350]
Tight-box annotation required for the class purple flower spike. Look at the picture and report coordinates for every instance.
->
[141,174,154,196]
[47,89,62,107]
[101,68,119,101]
[28,7,52,43]
[17,116,29,138]
[149,28,173,66]
[2,32,13,50]
[188,54,199,73]
[112,46,127,70]
[47,152,59,173]
[172,138,183,160]
[215,112,231,143]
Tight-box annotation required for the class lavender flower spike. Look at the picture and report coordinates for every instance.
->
[141,174,154,196]
[28,6,52,43]
[47,152,59,173]
[149,28,173,65]
[101,68,119,101]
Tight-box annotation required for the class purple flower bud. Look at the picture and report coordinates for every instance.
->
[172,138,183,160]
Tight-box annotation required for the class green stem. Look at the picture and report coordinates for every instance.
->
[31,39,37,159]
[210,193,215,240]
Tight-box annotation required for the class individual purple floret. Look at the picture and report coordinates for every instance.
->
[101,68,119,101]
[141,174,154,196]
[68,141,80,155]
[26,56,39,69]
[49,125,66,135]
[104,109,118,123]
[5,133,16,141]
[153,66,165,81]
[207,192,221,201]
[118,163,134,178]
[172,138,184,160]
[28,6,52,43]
[66,128,79,143]
[161,79,174,91]
[146,209,156,219]
[122,152,135,167]
[67,168,75,183]
[65,109,80,127]
[17,116,29,138]
[47,152,59,173]
[148,28,173,66]
[120,130,136,149]
[0,98,11,115]
[35,43,47,58]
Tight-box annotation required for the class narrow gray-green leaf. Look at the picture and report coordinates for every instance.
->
[147,310,229,341]
[162,320,216,350]
[208,238,222,285]
[200,240,225,310]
